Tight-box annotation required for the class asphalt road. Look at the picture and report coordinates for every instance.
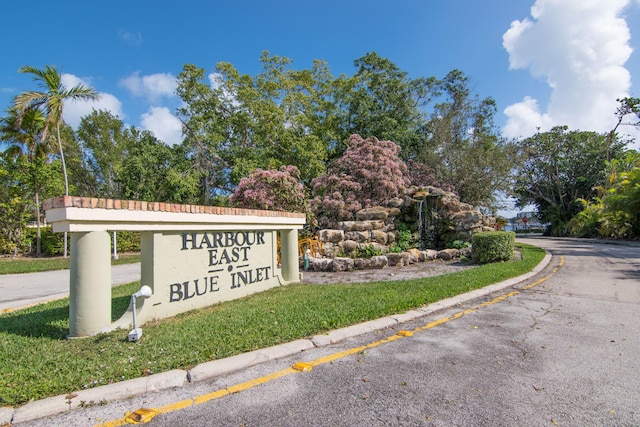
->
[12,238,640,426]
[0,263,141,312]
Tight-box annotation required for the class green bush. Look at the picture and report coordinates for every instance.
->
[389,223,412,253]
[0,236,19,255]
[26,227,65,256]
[113,231,141,253]
[450,240,471,250]
[354,244,384,259]
[471,231,515,264]
[24,229,140,257]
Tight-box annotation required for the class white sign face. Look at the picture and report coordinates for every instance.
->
[144,230,281,319]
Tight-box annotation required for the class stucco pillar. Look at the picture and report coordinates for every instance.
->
[280,229,300,282]
[69,231,111,337]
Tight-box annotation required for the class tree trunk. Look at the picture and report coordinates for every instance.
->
[57,124,69,258]
[35,190,41,255]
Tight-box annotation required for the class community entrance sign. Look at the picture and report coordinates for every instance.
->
[44,197,306,338]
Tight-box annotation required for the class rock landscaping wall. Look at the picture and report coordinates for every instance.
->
[303,185,493,272]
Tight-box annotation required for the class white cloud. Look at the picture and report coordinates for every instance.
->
[502,96,553,138]
[117,29,143,47]
[140,106,183,146]
[120,72,177,102]
[60,73,124,129]
[502,0,634,140]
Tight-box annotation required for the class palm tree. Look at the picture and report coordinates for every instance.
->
[13,65,100,257]
[13,65,100,196]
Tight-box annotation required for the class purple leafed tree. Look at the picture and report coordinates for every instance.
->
[311,134,410,227]
[230,165,314,224]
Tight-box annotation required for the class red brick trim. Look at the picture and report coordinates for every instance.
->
[43,196,306,219]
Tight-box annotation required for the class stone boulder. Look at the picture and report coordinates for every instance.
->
[356,207,401,222]
[370,230,388,245]
[407,248,421,263]
[344,231,369,243]
[329,257,355,272]
[387,252,411,266]
[353,258,371,270]
[387,197,405,208]
[437,248,460,261]
[338,220,385,232]
[370,256,388,269]
[318,229,344,243]
[341,239,358,253]
[424,249,438,260]
[310,258,332,271]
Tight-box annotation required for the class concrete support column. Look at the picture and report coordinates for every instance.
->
[69,231,111,337]
[140,231,154,291]
[279,229,300,282]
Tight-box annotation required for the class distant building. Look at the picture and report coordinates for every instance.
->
[512,211,543,231]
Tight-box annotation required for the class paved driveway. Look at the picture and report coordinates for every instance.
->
[0,263,141,312]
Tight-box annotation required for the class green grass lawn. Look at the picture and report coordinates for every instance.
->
[0,244,545,407]
[0,253,141,275]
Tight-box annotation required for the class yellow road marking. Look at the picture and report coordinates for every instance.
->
[96,257,562,426]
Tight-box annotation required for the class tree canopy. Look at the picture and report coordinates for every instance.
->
[513,126,626,235]
[2,56,638,254]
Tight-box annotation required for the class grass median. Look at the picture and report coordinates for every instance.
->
[0,244,545,407]
[0,253,141,275]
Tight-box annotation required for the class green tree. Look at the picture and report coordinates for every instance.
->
[0,153,32,254]
[513,126,625,235]
[408,70,515,208]
[607,97,640,161]
[0,107,64,254]
[58,122,96,197]
[333,52,435,157]
[601,150,640,238]
[13,65,99,196]
[117,129,198,203]
[76,110,129,198]
[13,65,99,258]
[215,52,329,185]
[176,63,234,202]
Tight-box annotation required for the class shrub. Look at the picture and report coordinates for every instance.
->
[354,244,384,259]
[388,222,412,253]
[27,227,65,256]
[230,165,315,226]
[309,173,362,228]
[471,231,515,264]
[450,240,471,250]
[311,135,409,226]
[114,231,141,253]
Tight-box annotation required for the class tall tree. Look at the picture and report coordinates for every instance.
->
[177,53,333,196]
[216,52,330,185]
[606,97,640,161]
[13,65,99,257]
[407,70,515,209]
[117,128,198,203]
[13,65,100,196]
[0,107,63,254]
[0,152,32,254]
[333,52,436,157]
[176,64,232,203]
[513,126,626,235]
[76,110,129,198]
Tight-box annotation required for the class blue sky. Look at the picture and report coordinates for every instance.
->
[2,0,640,214]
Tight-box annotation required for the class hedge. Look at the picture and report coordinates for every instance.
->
[471,231,515,264]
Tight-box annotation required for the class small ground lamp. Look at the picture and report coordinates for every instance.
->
[128,285,153,342]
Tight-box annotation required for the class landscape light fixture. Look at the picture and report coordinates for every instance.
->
[128,285,153,342]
